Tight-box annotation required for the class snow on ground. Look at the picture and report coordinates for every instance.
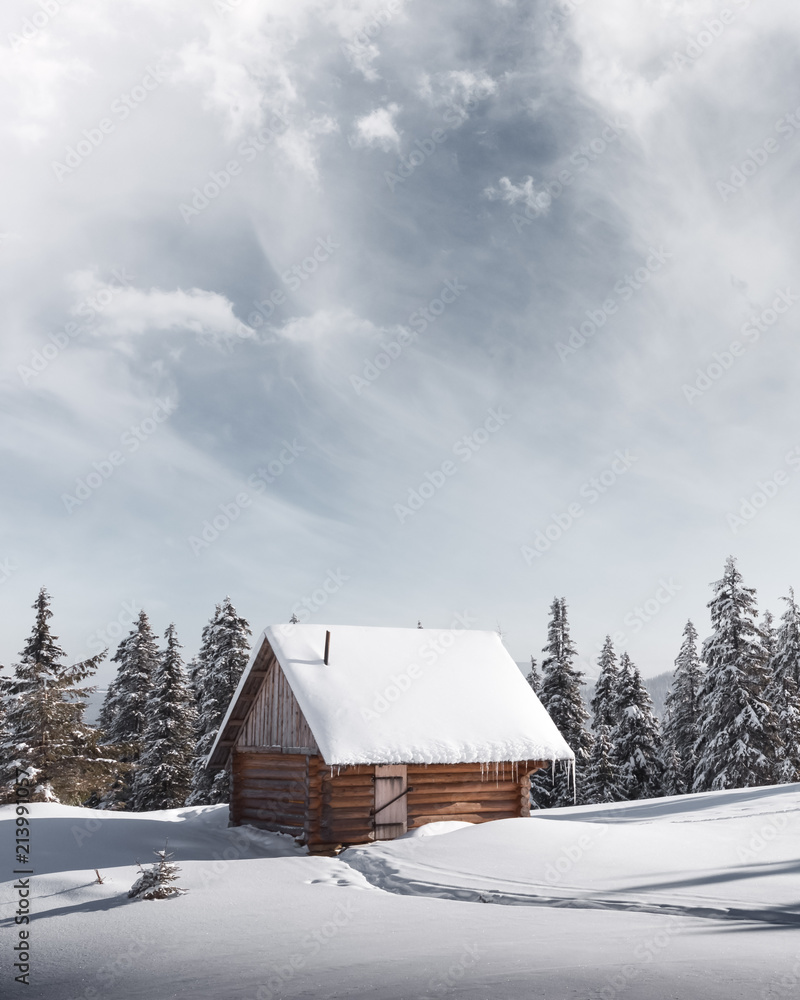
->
[2,788,800,999]
[346,784,800,920]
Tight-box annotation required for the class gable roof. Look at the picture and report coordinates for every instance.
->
[209,624,574,767]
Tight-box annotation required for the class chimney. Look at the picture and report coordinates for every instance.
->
[324,630,331,665]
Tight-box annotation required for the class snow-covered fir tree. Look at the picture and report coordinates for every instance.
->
[693,557,779,792]
[187,598,251,805]
[661,740,684,799]
[0,673,13,780]
[130,625,196,811]
[773,588,800,688]
[128,847,187,900]
[97,611,161,807]
[0,588,107,803]
[770,674,800,783]
[662,621,704,795]
[582,724,622,804]
[612,652,663,800]
[533,597,592,808]
[590,636,620,731]
[186,656,202,704]
[526,655,541,695]
[761,610,777,663]
[98,611,158,740]
[766,590,800,783]
[99,611,159,751]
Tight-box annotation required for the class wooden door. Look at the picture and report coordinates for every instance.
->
[373,764,408,840]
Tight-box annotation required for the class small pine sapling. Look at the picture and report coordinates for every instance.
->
[128,844,187,900]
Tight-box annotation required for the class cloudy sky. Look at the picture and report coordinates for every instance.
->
[1,0,799,688]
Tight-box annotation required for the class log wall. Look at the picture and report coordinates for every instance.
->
[305,763,375,853]
[231,751,310,837]
[231,754,547,853]
[407,761,540,827]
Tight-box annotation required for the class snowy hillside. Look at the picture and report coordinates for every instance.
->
[3,785,799,998]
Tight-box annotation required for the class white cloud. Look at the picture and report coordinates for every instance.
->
[341,39,382,82]
[483,175,551,214]
[328,0,412,80]
[67,272,255,347]
[276,307,384,344]
[418,69,497,119]
[351,103,402,151]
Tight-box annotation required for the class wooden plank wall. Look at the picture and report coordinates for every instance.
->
[235,660,317,753]
[231,752,309,836]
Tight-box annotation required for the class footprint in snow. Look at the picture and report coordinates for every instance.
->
[306,867,376,890]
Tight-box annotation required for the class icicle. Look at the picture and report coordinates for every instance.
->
[572,757,576,805]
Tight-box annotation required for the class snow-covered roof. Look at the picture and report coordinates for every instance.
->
[210,624,574,767]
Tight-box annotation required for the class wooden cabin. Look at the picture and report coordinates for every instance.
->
[207,624,574,853]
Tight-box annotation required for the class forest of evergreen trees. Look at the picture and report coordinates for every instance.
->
[0,593,251,808]
[1,554,798,810]
[530,555,800,807]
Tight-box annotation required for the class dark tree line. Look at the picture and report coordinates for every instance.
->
[528,556,800,808]
[3,554,797,812]
[0,590,250,809]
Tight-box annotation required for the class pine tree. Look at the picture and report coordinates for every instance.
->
[0,673,13,777]
[661,740,684,798]
[612,652,663,800]
[187,598,251,806]
[526,655,541,695]
[773,589,800,688]
[128,847,187,900]
[99,611,159,752]
[591,636,620,731]
[534,598,592,807]
[130,625,196,811]
[583,724,622,804]
[770,675,800,783]
[662,621,704,794]
[1,589,106,803]
[767,590,800,783]
[761,610,777,663]
[693,557,779,792]
[96,611,161,807]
